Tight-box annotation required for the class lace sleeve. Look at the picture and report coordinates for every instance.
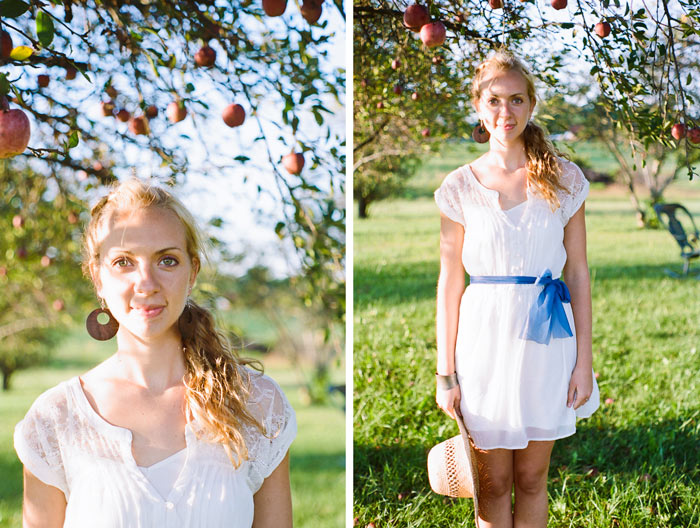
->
[434,169,466,226]
[244,372,297,493]
[13,386,69,496]
[558,160,589,224]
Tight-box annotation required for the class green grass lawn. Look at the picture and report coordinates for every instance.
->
[353,150,700,527]
[0,326,344,528]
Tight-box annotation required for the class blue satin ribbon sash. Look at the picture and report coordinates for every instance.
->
[469,269,573,345]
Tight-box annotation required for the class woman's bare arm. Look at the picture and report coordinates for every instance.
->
[252,451,292,528]
[562,203,594,409]
[435,214,466,419]
[23,467,66,528]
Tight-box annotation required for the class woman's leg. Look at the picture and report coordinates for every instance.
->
[473,447,514,528]
[512,440,554,528]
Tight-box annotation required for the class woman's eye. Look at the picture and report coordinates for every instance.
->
[513,97,523,104]
[488,98,498,105]
[114,257,130,268]
[161,256,178,267]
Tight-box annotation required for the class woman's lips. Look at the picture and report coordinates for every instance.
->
[502,124,515,130]
[131,305,165,318]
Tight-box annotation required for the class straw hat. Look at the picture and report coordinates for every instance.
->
[427,414,480,524]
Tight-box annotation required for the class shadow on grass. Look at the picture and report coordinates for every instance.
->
[354,417,699,524]
[354,261,438,305]
[0,452,22,502]
[291,451,345,474]
[355,261,695,307]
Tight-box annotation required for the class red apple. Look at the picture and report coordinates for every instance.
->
[53,299,65,311]
[282,151,304,174]
[411,92,420,101]
[116,109,131,122]
[12,215,24,229]
[195,45,217,67]
[393,84,403,95]
[17,247,28,259]
[68,211,79,224]
[391,59,401,70]
[551,0,567,9]
[1,31,14,59]
[376,101,384,109]
[595,21,611,38]
[38,74,50,88]
[420,21,446,48]
[65,66,77,80]
[688,127,700,144]
[671,123,686,140]
[301,0,323,24]
[0,266,7,277]
[421,128,430,137]
[41,255,52,267]
[403,4,430,31]
[263,0,287,16]
[167,101,187,123]
[222,103,245,127]
[432,56,443,64]
[145,105,158,119]
[0,103,31,159]
[489,0,503,9]
[101,101,115,117]
[128,115,149,135]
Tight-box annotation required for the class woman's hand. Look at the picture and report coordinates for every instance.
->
[436,385,462,420]
[567,365,593,410]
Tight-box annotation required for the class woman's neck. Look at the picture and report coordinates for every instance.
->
[113,330,186,392]
[487,140,528,171]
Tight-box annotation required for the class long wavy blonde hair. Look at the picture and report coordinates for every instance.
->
[471,50,569,208]
[82,178,265,467]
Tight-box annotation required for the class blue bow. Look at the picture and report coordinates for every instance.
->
[520,269,573,345]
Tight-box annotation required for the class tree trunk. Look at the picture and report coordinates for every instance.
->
[2,368,12,391]
[358,196,369,219]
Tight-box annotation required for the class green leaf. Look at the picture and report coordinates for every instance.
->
[234,155,250,162]
[185,83,195,93]
[0,0,29,17]
[9,45,33,60]
[36,11,55,47]
[686,73,692,86]
[0,73,9,96]
[67,130,79,149]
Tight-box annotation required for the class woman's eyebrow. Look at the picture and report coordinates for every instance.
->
[106,246,183,255]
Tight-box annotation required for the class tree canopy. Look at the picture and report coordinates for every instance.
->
[354,0,700,215]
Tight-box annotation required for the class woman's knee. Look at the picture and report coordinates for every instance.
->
[513,464,548,495]
[478,466,513,499]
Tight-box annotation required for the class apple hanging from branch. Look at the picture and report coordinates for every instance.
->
[0,97,31,159]
[222,103,246,127]
[403,4,430,32]
[282,151,305,174]
[420,22,446,48]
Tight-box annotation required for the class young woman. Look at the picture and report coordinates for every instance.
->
[434,51,599,527]
[14,179,296,528]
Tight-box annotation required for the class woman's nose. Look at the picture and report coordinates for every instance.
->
[134,263,159,294]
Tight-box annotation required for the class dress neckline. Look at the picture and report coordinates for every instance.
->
[465,164,530,212]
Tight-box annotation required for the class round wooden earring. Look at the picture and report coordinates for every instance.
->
[178,304,196,342]
[472,122,490,143]
[86,308,119,341]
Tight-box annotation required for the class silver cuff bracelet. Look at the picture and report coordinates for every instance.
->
[436,372,459,390]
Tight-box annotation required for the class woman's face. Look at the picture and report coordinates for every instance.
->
[92,206,198,342]
[475,69,534,145]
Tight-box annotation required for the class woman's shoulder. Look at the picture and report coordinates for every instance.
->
[22,377,78,424]
[556,157,587,187]
[243,368,294,423]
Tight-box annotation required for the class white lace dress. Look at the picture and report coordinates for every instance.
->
[435,159,600,450]
[14,370,296,528]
